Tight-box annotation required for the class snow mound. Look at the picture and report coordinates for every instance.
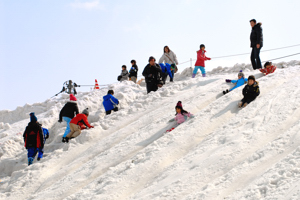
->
[1,61,300,200]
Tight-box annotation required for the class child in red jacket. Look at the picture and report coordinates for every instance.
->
[192,44,211,78]
[260,61,276,75]
[65,108,94,142]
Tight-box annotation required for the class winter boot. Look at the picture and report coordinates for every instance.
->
[37,157,41,161]
[223,89,229,95]
[62,137,66,143]
[238,101,243,108]
[243,103,248,108]
[202,73,206,77]
[28,157,34,166]
[192,73,196,78]
[65,137,69,143]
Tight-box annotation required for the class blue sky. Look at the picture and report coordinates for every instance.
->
[1,0,300,110]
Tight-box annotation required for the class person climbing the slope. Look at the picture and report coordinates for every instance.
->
[192,44,211,78]
[23,112,44,166]
[58,94,79,143]
[260,61,276,75]
[129,60,138,83]
[65,108,94,142]
[103,90,119,115]
[159,46,179,82]
[223,70,248,94]
[239,75,260,108]
[167,101,194,132]
[118,65,129,82]
[142,56,163,94]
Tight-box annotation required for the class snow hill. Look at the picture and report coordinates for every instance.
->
[1,61,300,200]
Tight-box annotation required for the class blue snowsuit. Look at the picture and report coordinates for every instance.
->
[103,94,119,112]
[229,78,248,91]
[159,63,173,79]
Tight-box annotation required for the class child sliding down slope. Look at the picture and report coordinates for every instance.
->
[167,101,194,132]
[223,70,248,94]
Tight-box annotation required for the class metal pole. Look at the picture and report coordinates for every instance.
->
[190,58,192,67]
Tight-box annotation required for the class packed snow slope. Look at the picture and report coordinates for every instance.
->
[1,61,300,200]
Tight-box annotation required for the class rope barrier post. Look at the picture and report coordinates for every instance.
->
[190,58,192,68]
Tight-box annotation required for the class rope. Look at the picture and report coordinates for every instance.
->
[263,52,300,62]
[177,43,300,65]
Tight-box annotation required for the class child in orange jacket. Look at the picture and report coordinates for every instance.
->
[65,108,94,142]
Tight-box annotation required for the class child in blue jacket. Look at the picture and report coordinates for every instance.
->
[103,90,119,115]
[159,63,173,84]
[223,70,248,94]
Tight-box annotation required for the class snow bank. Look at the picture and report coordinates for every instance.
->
[1,61,300,200]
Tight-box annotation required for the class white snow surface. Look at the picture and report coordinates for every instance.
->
[1,61,300,200]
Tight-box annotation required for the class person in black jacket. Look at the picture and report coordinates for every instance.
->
[129,60,138,83]
[58,94,79,143]
[250,19,263,70]
[23,112,44,165]
[239,75,260,108]
[142,56,163,94]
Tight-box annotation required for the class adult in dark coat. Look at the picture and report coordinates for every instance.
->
[58,94,79,143]
[142,56,163,94]
[250,19,263,70]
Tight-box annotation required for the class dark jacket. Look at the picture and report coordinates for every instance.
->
[250,23,263,48]
[59,101,79,121]
[129,64,138,78]
[23,122,44,149]
[242,81,260,100]
[142,63,162,83]
[103,94,119,111]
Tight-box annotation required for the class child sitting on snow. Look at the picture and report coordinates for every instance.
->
[223,70,248,94]
[239,75,260,108]
[260,61,276,75]
[168,101,194,132]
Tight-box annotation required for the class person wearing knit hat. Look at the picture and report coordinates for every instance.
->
[30,112,37,122]
[59,94,79,143]
[238,75,260,108]
[65,108,94,142]
[167,101,194,132]
[223,70,248,95]
[23,113,44,165]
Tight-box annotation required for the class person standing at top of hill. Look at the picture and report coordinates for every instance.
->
[142,56,163,94]
[118,65,129,82]
[250,19,263,70]
[192,44,211,78]
[129,60,138,83]
[58,94,79,143]
[159,46,178,82]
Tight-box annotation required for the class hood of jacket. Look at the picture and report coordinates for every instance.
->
[103,94,112,101]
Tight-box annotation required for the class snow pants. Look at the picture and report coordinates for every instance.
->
[66,123,81,138]
[62,117,72,137]
[130,76,137,83]
[146,82,158,94]
[251,47,262,69]
[241,97,256,106]
[193,66,205,75]
[27,147,43,165]
[106,107,119,115]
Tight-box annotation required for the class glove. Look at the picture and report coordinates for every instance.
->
[58,120,62,123]
[45,134,49,139]
[225,79,232,83]
[89,126,94,128]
